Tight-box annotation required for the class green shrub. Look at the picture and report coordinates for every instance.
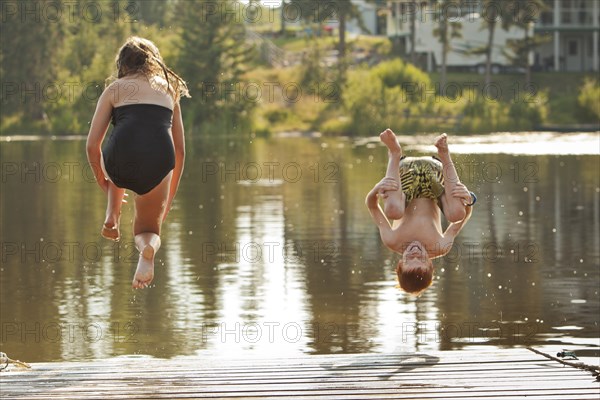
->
[578,78,600,120]
[459,91,511,133]
[343,68,412,135]
[320,116,352,135]
[371,59,431,103]
[264,108,291,124]
[508,90,548,129]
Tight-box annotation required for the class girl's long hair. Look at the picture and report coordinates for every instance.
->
[111,36,190,102]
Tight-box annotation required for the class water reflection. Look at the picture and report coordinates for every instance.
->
[0,133,598,361]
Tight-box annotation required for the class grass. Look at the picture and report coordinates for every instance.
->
[246,61,597,136]
[431,71,598,125]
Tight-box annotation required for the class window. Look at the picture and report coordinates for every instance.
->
[541,11,553,25]
[569,40,578,56]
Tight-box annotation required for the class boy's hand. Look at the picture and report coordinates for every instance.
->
[452,182,472,205]
[374,177,399,198]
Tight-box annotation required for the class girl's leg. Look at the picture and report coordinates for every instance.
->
[101,181,125,241]
[100,156,125,241]
[131,171,172,289]
[379,129,405,220]
[435,134,466,223]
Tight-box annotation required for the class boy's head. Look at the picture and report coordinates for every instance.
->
[396,241,433,296]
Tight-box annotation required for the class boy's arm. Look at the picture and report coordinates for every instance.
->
[365,183,396,244]
[440,205,473,251]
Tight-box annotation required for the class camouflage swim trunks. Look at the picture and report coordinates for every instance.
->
[399,156,445,206]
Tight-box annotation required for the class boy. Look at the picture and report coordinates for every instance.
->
[365,129,475,295]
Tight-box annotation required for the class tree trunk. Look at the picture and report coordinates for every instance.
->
[525,27,531,88]
[485,21,496,86]
[339,12,346,59]
[338,11,347,74]
[410,5,417,65]
[280,1,285,35]
[442,40,448,89]
[441,15,448,88]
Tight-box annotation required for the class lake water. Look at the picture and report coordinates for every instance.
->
[1,132,599,362]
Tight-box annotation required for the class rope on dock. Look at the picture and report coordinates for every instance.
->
[0,352,31,371]
[526,346,600,380]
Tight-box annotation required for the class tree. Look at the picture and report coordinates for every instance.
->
[290,0,368,73]
[176,0,256,132]
[433,0,462,88]
[0,0,63,121]
[410,2,417,65]
[132,0,175,27]
[480,0,502,86]
[501,0,548,87]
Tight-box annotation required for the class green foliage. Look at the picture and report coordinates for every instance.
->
[0,0,62,121]
[508,90,548,128]
[457,89,548,132]
[0,0,583,137]
[343,61,431,135]
[578,78,600,120]
[176,0,256,133]
[1,0,138,135]
[504,34,550,69]
[371,58,431,102]
[298,44,334,88]
[459,94,508,133]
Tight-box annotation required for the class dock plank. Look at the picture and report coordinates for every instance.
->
[1,348,598,400]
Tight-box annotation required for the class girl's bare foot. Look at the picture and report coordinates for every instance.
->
[132,245,155,289]
[101,215,120,241]
[379,129,402,155]
[434,133,449,155]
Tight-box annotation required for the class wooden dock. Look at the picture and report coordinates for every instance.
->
[1,348,599,399]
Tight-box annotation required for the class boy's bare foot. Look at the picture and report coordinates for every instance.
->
[101,215,120,241]
[434,133,449,155]
[379,129,402,156]
[132,245,155,289]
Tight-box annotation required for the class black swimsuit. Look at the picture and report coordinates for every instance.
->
[102,104,175,195]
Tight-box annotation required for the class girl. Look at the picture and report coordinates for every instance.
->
[86,36,190,289]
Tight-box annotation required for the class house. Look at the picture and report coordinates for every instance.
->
[382,0,599,72]
[534,0,600,72]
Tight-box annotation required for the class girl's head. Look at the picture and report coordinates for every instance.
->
[396,241,433,296]
[114,36,189,101]
[116,36,162,78]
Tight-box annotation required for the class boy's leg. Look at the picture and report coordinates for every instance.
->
[102,182,125,241]
[379,129,405,220]
[435,133,466,223]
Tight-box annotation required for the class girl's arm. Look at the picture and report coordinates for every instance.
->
[86,86,114,193]
[164,102,185,221]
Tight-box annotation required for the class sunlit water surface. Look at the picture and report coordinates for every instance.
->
[1,132,599,362]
